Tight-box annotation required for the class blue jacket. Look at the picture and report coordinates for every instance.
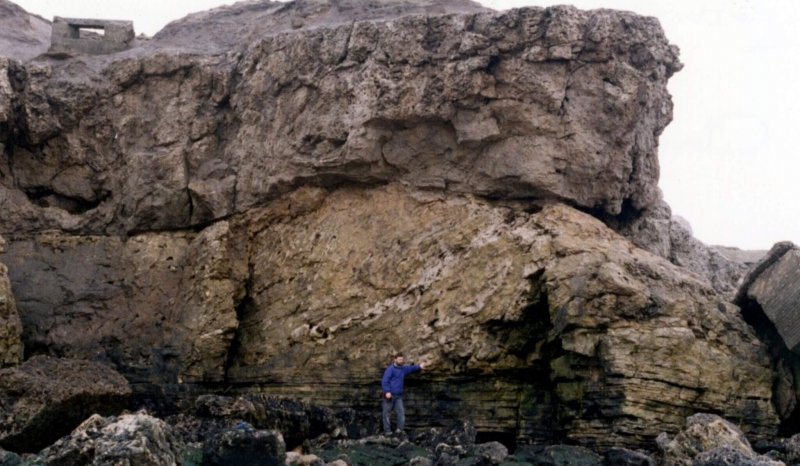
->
[381,363,421,396]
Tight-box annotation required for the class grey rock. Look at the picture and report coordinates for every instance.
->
[0,0,50,61]
[0,355,131,453]
[657,413,780,466]
[410,456,435,466]
[0,1,680,237]
[202,427,286,466]
[735,242,800,351]
[522,444,602,466]
[612,198,761,298]
[0,448,20,466]
[194,394,343,449]
[469,441,508,465]
[37,412,184,466]
[603,447,654,466]
[692,446,785,466]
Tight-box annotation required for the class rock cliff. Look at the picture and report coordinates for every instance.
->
[0,0,786,456]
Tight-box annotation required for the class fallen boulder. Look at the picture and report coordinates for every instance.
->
[194,394,343,449]
[656,413,784,466]
[735,242,800,352]
[202,425,285,466]
[36,411,183,466]
[0,355,131,453]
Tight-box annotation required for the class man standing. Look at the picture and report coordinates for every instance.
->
[381,353,429,436]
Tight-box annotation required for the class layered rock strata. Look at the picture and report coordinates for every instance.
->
[0,186,779,449]
[0,0,781,454]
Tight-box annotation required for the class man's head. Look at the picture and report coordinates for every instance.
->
[393,353,405,366]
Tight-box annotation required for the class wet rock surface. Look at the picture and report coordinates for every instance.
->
[36,412,184,466]
[0,355,131,453]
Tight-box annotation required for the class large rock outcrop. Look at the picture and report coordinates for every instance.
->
[0,236,22,367]
[0,186,779,449]
[0,0,781,454]
[0,1,680,237]
[0,355,131,453]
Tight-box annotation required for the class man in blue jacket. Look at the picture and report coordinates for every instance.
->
[381,352,429,436]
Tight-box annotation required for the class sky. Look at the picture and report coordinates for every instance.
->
[13,0,800,250]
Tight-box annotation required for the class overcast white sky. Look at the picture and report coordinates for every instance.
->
[14,0,800,250]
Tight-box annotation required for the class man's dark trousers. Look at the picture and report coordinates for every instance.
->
[382,395,405,434]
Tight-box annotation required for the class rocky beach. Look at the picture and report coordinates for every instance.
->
[1,0,799,464]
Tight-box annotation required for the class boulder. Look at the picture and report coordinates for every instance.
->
[656,413,782,466]
[468,441,508,465]
[202,427,286,466]
[603,447,653,466]
[735,242,800,352]
[692,446,785,466]
[0,355,131,453]
[36,412,183,466]
[0,236,21,367]
[194,394,343,449]
[513,444,602,466]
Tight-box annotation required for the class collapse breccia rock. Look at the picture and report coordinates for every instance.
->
[0,0,781,451]
[0,0,679,236]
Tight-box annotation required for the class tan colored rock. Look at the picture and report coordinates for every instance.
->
[223,186,776,448]
[0,186,777,449]
[0,235,21,367]
[176,221,248,383]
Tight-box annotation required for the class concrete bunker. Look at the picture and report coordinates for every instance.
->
[49,17,134,55]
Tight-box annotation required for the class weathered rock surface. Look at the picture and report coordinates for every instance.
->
[0,0,50,62]
[736,242,800,352]
[202,426,285,466]
[36,412,184,466]
[0,187,776,446]
[0,355,131,453]
[193,394,343,449]
[0,186,779,450]
[0,1,680,238]
[656,413,785,466]
[0,0,784,455]
[0,236,22,367]
[610,199,764,298]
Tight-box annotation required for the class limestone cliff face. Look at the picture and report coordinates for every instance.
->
[0,1,679,236]
[0,186,779,448]
[0,0,781,452]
